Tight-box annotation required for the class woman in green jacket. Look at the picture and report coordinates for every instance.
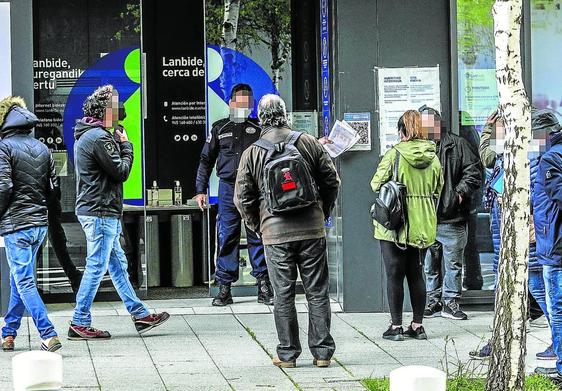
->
[371,110,443,341]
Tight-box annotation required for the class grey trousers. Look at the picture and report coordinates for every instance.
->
[264,238,335,362]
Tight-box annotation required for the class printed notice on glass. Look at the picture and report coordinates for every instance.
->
[288,111,319,137]
[323,120,360,158]
[343,112,371,151]
[459,69,498,126]
[377,66,441,155]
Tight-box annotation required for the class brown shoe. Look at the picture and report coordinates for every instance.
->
[313,358,331,368]
[272,357,296,368]
[2,336,14,352]
[41,336,62,352]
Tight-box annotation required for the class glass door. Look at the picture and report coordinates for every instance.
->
[32,0,147,299]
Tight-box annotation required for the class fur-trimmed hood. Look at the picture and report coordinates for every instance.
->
[0,96,38,136]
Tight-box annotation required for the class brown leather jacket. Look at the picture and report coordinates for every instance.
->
[234,126,340,245]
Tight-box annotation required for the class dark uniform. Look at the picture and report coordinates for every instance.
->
[196,118,267,286]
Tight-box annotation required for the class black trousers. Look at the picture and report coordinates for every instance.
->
[463,212,483,290]
[380,240,427,325]
[265,238,335,362]
[47,199,80,281]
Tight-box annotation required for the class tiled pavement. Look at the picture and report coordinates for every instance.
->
[0,296,553,390]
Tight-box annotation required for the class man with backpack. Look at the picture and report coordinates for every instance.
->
[234,94,340,368]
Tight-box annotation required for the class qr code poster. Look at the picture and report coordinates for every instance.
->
[343,112,371,151]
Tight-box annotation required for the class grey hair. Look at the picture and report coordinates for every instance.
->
[258,94,288,128]
[83,85,114,120]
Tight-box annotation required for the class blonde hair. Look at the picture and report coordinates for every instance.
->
[399,110,423,141]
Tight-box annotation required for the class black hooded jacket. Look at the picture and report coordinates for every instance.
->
[0,104,58,235]
[74,119,133,217]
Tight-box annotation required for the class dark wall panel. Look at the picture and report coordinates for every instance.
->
[336,0,451,312]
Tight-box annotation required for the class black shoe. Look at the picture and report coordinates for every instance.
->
[423,301,443,318]
[534,366,559,376]
[469,341,492,360]
[257,279,274,306]
[382,326,404,341]
[441,300,468,320]
[212,284,233,306]
[404,325,427,340]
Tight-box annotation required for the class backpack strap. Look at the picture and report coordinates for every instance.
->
[393,149,401,182]
[285,131,302,147]
[253,138,276,151]
[254,131,302,153]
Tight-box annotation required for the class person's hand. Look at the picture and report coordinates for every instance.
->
[318,137,333,145]
[114,126,129,143]
[486,111,499,125]
[195,194,207,210]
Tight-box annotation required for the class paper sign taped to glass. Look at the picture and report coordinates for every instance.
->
[376,66,441,155]
[288,111,319,137]
[323,120,360,158]
[343,112,371,151]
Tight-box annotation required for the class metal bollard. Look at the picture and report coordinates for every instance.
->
[12,350,63,390]
[390,365,446,391]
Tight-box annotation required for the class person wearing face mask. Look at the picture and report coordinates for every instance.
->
[419,105,482,321]
[195,84,273,307]
[469,108,552,360]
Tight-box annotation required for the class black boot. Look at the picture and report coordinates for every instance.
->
[212,284,233,307]
[257,279,274,306]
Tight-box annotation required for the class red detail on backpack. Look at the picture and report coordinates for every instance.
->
[282,181,297,192]
[283,170,293,182]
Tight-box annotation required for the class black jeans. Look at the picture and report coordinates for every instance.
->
[48,199,80,281]
[380,240,427,325]
[463,212,483,290]
[265,238,335,362]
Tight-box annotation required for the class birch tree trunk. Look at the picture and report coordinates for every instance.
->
[486,1,531,390]
[222,0,241,50]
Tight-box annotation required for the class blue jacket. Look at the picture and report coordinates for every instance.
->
[490,156,540,271]
[533,132,562,267]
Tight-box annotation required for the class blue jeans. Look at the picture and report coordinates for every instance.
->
[491,201,501,277]
[529,269,549,324]
[425,222,468,304]
[2,226,57,340]
[216,180,267,285]
[72,216,150,326]
[544,265,562,373]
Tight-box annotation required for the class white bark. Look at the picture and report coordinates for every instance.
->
[222,0,241,50]
[486,1,531,390]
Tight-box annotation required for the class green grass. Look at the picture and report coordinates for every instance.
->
[362,375,558,391]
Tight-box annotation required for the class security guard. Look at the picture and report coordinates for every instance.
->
[196,84,273,306]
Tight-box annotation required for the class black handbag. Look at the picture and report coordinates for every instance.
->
[370,149,407,232]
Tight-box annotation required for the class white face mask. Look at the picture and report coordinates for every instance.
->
[230,107,251,123]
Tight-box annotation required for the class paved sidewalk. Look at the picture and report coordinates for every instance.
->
[0,296,553,390]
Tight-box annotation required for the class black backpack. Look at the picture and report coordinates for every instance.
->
[370,149,407,231]
[254,131,319,215]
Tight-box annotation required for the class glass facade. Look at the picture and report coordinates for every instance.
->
[32,0,147,298]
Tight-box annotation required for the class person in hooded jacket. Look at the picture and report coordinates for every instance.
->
[0,96,61,352]
[69,85,169,341]
[469,109,552,360]
[420,106,482,321]
[530,111,562,383]
[371,110,443,341]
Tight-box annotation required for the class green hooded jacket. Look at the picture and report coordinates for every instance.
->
[371,139,443,249]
